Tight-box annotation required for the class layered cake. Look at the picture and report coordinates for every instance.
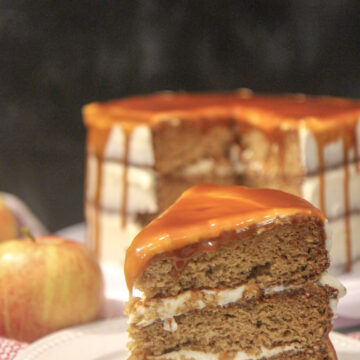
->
[83,91,360,275]
[125,185,345,360]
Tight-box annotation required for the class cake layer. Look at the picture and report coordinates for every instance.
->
[127,283,336,359]
[86,155,237,215]
[88,121,236,172]
[86,115,360,175]
[133,214,328,298]
[84,92,360,176]
[128,272,345,329]
[87,154,360,220]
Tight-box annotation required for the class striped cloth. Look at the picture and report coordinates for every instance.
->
[0,338,27,360]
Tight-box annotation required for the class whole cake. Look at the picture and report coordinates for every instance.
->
[83,91,360,275]
[125,185,345,360]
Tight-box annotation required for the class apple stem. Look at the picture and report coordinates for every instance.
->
[22,227,36,242]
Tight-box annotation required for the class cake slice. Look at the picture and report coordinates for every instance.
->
[125,184,345,360]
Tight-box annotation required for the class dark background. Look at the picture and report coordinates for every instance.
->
[0,0,359,231]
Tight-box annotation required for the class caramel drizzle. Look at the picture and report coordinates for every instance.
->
[325,332,338,360]
[342,120,359,272]
[315,134,326,215]
[121,129,131,228]
[94,155,103,257]
[87,126,111,257]
[343,150,352,273]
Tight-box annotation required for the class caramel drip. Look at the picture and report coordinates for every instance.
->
[125,184,325,292]
[121,129,131,228]
[316,137,326,214]
[343,158,352,273]
[353,120,360,173]
[94,155,103,257]
[325,332,338,360]
[342,120,359,272]
[87,126,111,257]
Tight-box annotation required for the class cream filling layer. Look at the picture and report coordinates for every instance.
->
[151,345,299,360]
[129,272,345,329]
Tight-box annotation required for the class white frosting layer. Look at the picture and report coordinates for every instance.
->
[299,118,360,174]
[152,345,299,360]
[104,125,154,166]
[300,161,360,220]
[130,272,344,329]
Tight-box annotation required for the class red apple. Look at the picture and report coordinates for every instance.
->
[0,235,104,342]
[0,197,18,242]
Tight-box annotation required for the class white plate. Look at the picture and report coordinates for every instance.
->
[14,317,360,360]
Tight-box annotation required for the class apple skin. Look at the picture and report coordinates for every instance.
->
[0,198,18,242]
[0,236,104,342]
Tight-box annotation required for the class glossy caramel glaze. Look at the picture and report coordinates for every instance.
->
[83,91,360,130]
[124,184,325,292]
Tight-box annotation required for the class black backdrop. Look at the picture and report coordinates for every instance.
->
[0,0,359,231]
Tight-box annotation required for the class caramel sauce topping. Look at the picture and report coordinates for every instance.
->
[124,184,325,292]
[83,92,360,129]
